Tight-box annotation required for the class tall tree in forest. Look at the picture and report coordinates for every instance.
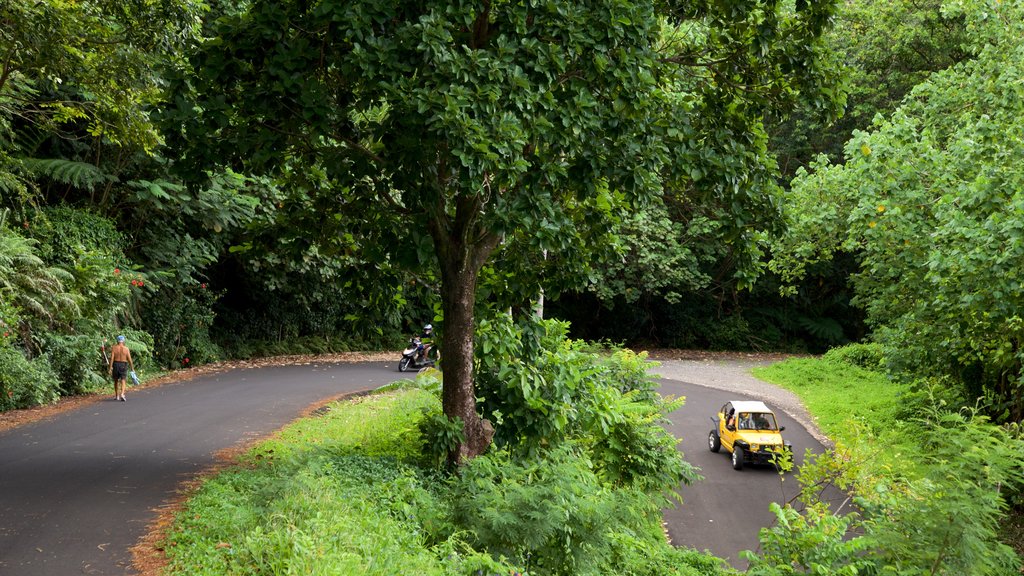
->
[168,0,840,463]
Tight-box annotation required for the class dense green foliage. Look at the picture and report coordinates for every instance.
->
[5,0,1024,571]
[165,0,842,459]
[768,0,967,178]
[0,0,848,416]
[771,0,1024,422]
[0,205,150,401]
[0,0,432,397]
[475,314,697,493]
[555,0,975,353]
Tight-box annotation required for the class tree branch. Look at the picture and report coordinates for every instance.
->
[0,49,15,95]
[469,1,493,49]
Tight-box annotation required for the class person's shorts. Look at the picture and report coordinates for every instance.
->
[112,361,129,381]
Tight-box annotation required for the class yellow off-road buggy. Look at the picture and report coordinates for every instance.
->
[708,400,792,471]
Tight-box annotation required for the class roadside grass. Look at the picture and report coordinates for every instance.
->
[163,388,511,576]
[751,357,907,444]
[752,356,925,495]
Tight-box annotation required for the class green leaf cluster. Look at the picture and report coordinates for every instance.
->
[0,343,59,410]
[453,444,703,576]
[769,0,968,177]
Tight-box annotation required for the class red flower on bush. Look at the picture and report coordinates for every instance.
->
[114,268,121,275]
[200,283,207,289]
[183,358,190,365]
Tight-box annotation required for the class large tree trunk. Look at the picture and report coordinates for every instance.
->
[428,193,500,465]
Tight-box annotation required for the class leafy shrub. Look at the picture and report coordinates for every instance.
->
[744,502,874,575]
[0,346,60,411]
[745,406,1024,576]
[582,385,696,494]
[474,313,577,452]
[43,333,109,395]
[608,531,730,576]
[703,314,755,351]
[28,206,131,324]
[453,445,657,576]
[475,312,698,496]
[142,286,221,368]
[453,444,722,576]
[861,409,1024,575]
[418,412,465,469]
[822,342,884,371]
[889,377,967,424]
[29,206,127,264]
[0,295,20,345]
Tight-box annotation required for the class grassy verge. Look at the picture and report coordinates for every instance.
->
[751,357,908,443]
[162,388,504,575]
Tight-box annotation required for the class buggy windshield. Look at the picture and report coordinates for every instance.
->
[737,412,778,431]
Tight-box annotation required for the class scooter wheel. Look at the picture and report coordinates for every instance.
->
[398,357,411,372]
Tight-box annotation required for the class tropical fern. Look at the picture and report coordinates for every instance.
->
[21,158,115,192]
[796,314,846,344]
[0,142,29,201]
[0,218,79,328]
[0,166,25,198]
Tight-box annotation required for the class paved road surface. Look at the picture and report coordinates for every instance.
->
[660,377,847,569]
[0,361,402,575]
[0,359,839,574]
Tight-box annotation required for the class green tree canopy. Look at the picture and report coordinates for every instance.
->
[768,0,968,179]
[0,0,204,204]
[771,0,1024,421]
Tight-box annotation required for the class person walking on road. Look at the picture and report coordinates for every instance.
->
[108,335,134,402]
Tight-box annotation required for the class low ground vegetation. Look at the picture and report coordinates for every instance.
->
[161,335,1024,575]
[163,316,728,575]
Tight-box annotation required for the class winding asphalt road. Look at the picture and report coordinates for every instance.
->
[0,359,838,574]
[659,377,847,568]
